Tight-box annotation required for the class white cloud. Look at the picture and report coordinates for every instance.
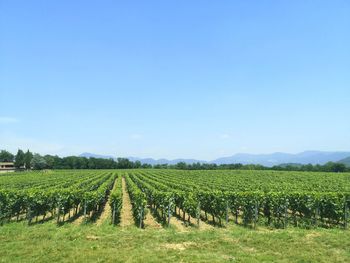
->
[0,117,19,124]
[129,133,143,140]
[0,132,65,155]
[220,134,230,139]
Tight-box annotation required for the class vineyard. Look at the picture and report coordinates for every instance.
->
[0,169,349,230]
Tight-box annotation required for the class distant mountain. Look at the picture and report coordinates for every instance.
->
[129,151,350,166]
[211,151,350,166]
[127,157,207,165]
[338,157,350,167]
[79,152,116,160]
[79,154,206,165]
[80,151,350,167]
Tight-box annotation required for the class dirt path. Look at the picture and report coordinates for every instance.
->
[144,206,162,229]
[95,180,117,226]
[120,177,134,227]
[72,213,84,225]
[70,205,86,225]
[177,208,213,231]
[169,215,188,232]
[27,212,54,224]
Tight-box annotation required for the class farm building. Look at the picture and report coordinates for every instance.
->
[0,162,15,173]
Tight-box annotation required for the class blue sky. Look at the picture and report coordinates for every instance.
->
[1,1,350,160]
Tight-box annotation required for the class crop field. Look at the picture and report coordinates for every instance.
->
[0,169,350,262]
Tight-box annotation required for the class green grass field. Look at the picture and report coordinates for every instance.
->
[1,221,349,263]
[1,169,349,262]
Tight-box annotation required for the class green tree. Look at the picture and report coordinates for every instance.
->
[88,158,96,169]
[30,153,47,170]
[134,160,142,168]
[323,162,346,173]
[0,150,14,162]
[14,149,25,168]
[175,162,187,169]
[44,155,57,169]
[116,158,133,169]
[24,150,33,169]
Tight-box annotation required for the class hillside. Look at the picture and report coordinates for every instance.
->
[211,151,350,166]
[82,151,350,167]
[338,157,350,167]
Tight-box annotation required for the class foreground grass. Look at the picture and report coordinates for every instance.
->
[0,221,349,263]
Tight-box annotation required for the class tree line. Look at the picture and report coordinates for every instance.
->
[0,150,150,170]
[0,149,348,172]
[160,161,349,173]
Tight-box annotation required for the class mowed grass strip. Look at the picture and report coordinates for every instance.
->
[0,222,349,263]
[95,177,118,226]
[120,177,135,227]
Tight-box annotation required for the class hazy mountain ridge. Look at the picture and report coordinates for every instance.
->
[338,157,350,167]
[79,152,116,160]
[80,151,350,167]
[127,157,207,165]
[211,151,350,166]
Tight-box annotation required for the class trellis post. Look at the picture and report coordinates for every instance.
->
[112,202,116,225]
[167,204,171,226]
[344,199,348,229]
[226,200,229,225]
[284,203,288,229]
[27,207,32,225]
[139,207,143,228]
[197,201,201,227]
[83,201,87,222]
[253,202,258,229]
[314,205,319,227]
[56,206,60,224]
